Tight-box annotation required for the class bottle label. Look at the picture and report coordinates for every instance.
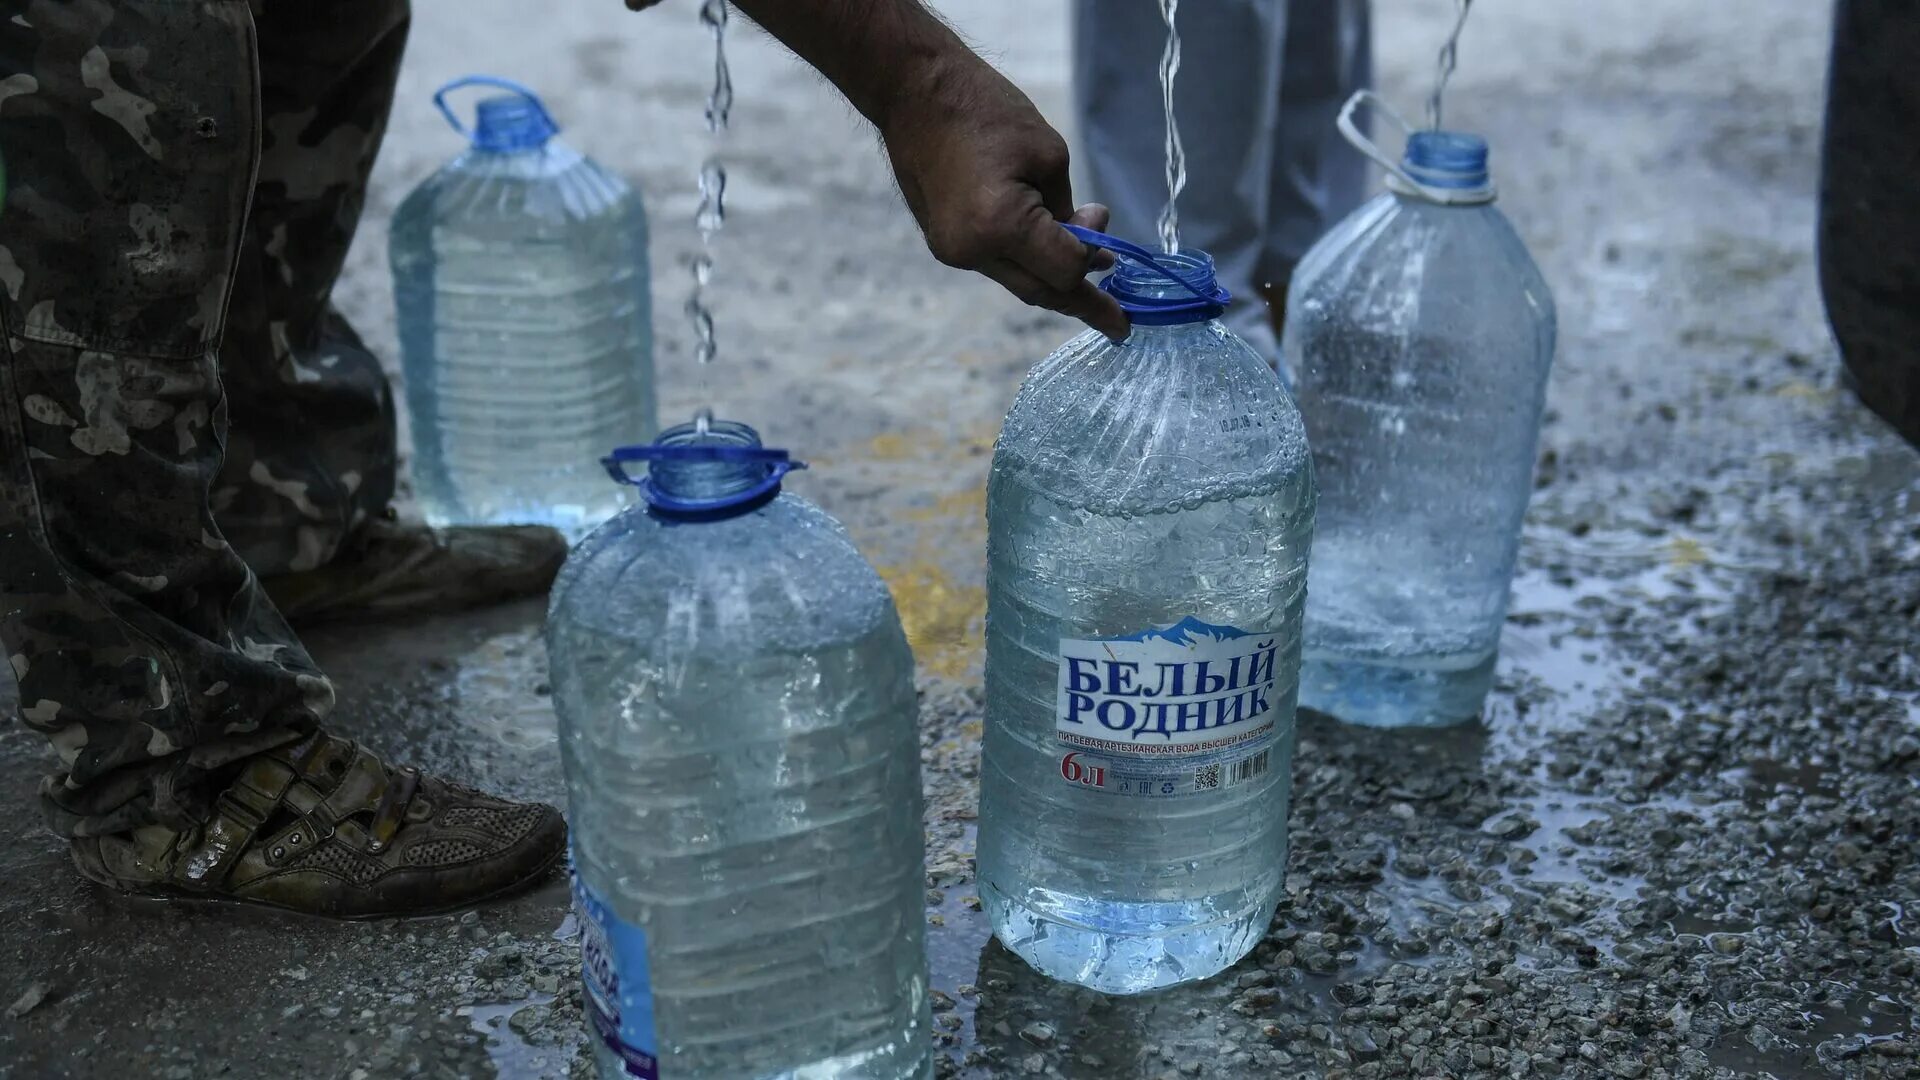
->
[572,857,661,1080]
[1055,617,1285,798]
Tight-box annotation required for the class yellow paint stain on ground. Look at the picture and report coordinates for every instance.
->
[865,431,919,461]
[1666,535,1710,569]
[859,425,997,680]
[1772,380,1835,403]
[877,559,984,680]
[906,486,986,525]
[863,427,998,464]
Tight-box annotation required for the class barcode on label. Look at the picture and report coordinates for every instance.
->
[1195,751,1270,792]
[1230,750,1270,786]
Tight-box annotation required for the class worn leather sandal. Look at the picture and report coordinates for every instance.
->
[69,731,566,919]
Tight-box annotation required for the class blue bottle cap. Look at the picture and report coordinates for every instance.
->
[603,419,805,519]
[1402,131,1491,191]
[1062,225,1231,326]
[434,75,560,152]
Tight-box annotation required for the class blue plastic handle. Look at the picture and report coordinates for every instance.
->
[1062,224,1219,303]
[1063,224,1231,325]
[433,75,559,140]
[601,443,806,514]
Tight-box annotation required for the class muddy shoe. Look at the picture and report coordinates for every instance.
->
[70,731,566,919]
[261,517,569,625]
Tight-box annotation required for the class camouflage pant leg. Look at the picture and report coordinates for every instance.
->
[0,0,333,838]
[211,0,408,576]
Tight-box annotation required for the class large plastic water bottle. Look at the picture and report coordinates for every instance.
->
[978,228,1316,995]
[392,76,655,538]
[548,418,931,1080]
[1284,93,1557,728]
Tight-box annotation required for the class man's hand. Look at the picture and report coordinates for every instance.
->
[627,0,1129,339]
[878,56,1128,340]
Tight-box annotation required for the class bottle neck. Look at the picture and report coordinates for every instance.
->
[1104,249,1228,327]
[647,420,768,503]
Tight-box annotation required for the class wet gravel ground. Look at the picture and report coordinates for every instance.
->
[4,0,1917,1077]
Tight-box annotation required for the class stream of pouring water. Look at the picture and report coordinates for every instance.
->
[688,0,732,435]
[1155,0,1185,254]
[1427,0,1473,130]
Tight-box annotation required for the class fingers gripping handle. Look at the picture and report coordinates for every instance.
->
[1062,224,1231,325]
[1062,224,1218,303]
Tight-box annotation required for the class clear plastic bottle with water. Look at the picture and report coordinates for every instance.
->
[548,418,930,1080]
[979,229,1316,995]
[1284,94,1556,728]
[392,76,655,538]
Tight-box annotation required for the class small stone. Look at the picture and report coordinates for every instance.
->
[1022,1053,1047,1074]
[1019,1022,1056,1048]
[5,983,49,1020]
[1481,812,1539,840]
[930,990,956,1012]
[1833,842,1863,867]
[1706,933,1744,955]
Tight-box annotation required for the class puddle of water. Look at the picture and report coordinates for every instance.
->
[458,992,577,1079]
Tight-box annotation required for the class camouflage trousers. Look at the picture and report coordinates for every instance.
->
[0,0,407,837]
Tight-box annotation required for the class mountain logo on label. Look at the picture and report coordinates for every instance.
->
[1101,616,1250,646]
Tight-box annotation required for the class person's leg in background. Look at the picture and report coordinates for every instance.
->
[1818,0,1920,449]
[0,0,560,917]
[222,0,567,624]
[1263,0,1373,362]
[1072,0,1288,360]
[212,0,407,577]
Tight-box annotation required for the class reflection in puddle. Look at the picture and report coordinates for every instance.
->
[459,993,572,1078]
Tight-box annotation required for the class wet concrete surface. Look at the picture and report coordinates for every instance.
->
[4,0,1918,1077]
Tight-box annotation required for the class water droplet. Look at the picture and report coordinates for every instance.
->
[699,0,733,134]
[694,408,713,437]
[695,161,727,234]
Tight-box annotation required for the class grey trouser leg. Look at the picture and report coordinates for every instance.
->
[1072,0,1372,360]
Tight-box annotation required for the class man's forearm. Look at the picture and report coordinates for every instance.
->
[729,0,972,133]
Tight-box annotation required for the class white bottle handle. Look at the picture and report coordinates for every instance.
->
[1337,90,1497,206]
